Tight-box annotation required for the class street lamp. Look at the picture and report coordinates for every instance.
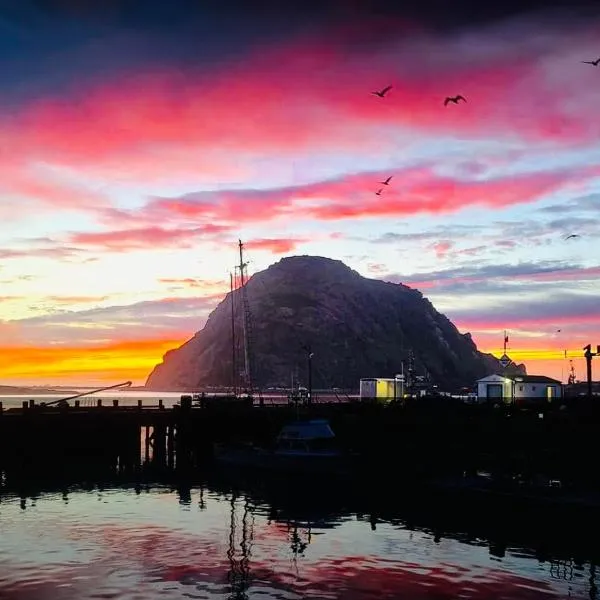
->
[301,343,314,405]
[395,364,405,401]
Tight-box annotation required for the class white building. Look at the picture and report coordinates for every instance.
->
[512,375,563,400]
[476,374,563,403]
[476,374,514,402]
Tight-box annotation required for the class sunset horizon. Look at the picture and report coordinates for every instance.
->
[0,1,598,388]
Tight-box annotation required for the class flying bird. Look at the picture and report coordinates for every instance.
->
[372,85,392,98]
[444,95,466,106]
[582,58,600,66]
[379,176,393,185]
[375,189,383,196]
[564,234,579,240]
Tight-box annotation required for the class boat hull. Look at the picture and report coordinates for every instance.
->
[213,444,357,476]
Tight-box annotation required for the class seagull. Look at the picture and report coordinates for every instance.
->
[564,234,579,240]
[375,188,383,196]
[582,58,600,66]
[379,176,393,186]
[372,85,392,98]
[444,95,466,106]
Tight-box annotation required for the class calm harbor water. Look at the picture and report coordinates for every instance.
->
[0,471,596,600]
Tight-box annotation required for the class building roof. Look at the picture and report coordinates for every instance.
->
[477,374,512,383]
[511,375,562,384]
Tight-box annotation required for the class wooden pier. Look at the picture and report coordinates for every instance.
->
[1,396,600,489]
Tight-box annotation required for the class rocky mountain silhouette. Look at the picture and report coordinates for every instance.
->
[145,256,511,391]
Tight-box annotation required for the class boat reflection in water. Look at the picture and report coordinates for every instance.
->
[214,419,357,476]
[1,465,599,600]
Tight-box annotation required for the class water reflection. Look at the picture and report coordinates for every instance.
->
[0,469,598,599]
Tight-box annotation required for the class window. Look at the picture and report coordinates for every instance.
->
[518,385,523,391]
[532,386,536,391]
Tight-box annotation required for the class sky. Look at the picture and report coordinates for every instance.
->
[0,0,598,387]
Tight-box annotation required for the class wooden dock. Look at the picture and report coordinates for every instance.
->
[2,396,600,489]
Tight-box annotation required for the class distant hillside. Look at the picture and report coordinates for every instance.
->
[0,385,79,395]
[146,256,509,391]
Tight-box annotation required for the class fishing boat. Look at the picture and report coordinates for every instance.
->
[214,419,357,476]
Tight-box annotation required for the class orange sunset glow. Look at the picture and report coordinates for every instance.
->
[0,1,598,387]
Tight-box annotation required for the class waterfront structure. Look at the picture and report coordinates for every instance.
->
[476,374,563,403]
[359,377,402,402]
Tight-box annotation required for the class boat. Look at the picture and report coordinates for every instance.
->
[213,419,357,476]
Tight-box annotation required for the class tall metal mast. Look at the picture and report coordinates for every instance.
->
[238,239,253,394]
[230,271,237,396]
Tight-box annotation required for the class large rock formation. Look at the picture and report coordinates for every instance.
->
[145,256,505,391]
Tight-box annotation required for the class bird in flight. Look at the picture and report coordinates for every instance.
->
[582,58,600,66]
[379,176,393,185]
[444,95,466,106]
[375,189,383,196]
[372,85,392,98]
[564,234,579,240]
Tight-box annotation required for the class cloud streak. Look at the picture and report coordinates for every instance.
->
[112,164,600,233]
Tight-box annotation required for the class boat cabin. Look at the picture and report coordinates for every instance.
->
[275,419,339,455]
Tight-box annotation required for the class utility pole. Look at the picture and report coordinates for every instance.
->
[583,344,599,400]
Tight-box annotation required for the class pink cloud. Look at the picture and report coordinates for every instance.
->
[429,240,454,258]
[246,238,306,254]
[121,164,600,229]
[0,15,598,189]
[68,224,230,251]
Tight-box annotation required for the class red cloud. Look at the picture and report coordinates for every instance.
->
[3,15,600,184]
[158,278,228,292]
[0,167,111,220]
[429,240,454,258]
[0,246,87,261]
[69,224,230,250]
[246,238,305,254]
[46,296,109,304]
[127,164,600,227]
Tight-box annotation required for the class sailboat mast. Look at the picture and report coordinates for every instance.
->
[230,271,237,396]
[238,239,251,391]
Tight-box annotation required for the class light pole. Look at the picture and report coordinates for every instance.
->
[307,350,313,405]
[301,343,313,405]
[395,363,405,402]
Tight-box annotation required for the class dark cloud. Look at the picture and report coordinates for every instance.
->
[446,292,600,327]
[0,0,596,104]
[2,294,220,345]
[27,0,600,31]
[538,193,600,215]
[386,260,599,283]
[381,261,600,295]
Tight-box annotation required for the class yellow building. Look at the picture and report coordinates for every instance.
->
[359,378,401,403]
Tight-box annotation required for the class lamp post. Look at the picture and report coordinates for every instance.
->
[301,343,314,405]
[395,363,405,402]
[307,350,313,405]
